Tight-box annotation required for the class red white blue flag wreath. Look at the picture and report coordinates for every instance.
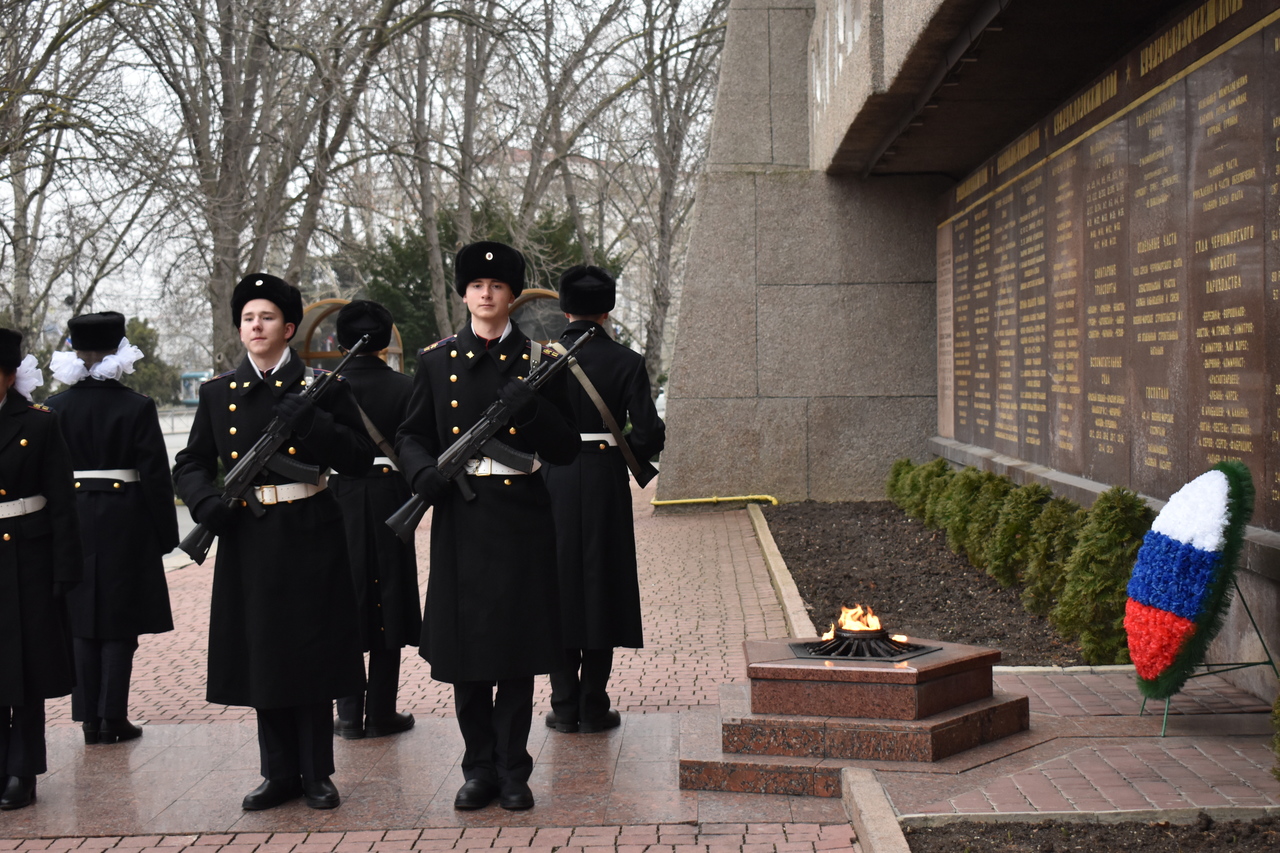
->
[1124,460,1254,700]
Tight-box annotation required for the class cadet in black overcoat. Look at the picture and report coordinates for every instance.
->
[541,266,666,734]
[0,329,82,810]
[44,311,179,747]
[328,300,421,740]
[396,241,579,812]
[173,275,372,812]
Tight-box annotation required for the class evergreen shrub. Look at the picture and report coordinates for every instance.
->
[886,458,915,508]
[924,466,957,528]
[1052,487,1155,664]
[1021,497,1086,616]
[985,482,1054,587]
[964,474,1014,568]
[902,458,952,520]
[934,467,987,556]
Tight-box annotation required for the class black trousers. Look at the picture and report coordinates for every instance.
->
[71,636,139,722]
[549,647,614,724]
[453,678,534,788]
[336,647,401,724]
[256,702,334,782]
[0,703,46,776]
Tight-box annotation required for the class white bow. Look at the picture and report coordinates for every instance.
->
[14,354,44,398]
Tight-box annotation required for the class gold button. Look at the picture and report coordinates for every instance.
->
[229,427,237,435]
[113,482,121,489]
[452,426,460,434]
[231,451,239,460]
[3,534,9,541]
[19,439,28,447]
[288,447,297,455]
[503,479,512,485]
[518,375,525,380]
[0,489,5,496]
[451,400,458,408]
[451,350,457,357]
[230,382,237,389]
[382,467,390,474]
[600,443,607,450]
[450,374,457,382]
[240,500,247,507]
[229,404,236,412]
[522,354,529,360]
[509,427,517,435]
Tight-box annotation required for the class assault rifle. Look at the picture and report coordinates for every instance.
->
[386,326,596,543]
[178,334,371,564]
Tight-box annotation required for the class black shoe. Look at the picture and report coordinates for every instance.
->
[544,709,578,733]
[98,718,143,744]
[302,776,340,809]
[0,776,35,810]
[82,719,101,745]
[241,777,303,811]
[499,780,534,810]
[453,778,498,810]
[334,718,365,739]
[578,709,621,734]
[364,711,414,738]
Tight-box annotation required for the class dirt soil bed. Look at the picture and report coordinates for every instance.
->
[761,500,1279,852]
[761,500,1085,666]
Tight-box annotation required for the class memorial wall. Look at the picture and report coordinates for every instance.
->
[937,0,1280,530]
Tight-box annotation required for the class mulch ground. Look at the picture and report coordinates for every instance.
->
[761,500,1280,853]
[761,500,1085,666]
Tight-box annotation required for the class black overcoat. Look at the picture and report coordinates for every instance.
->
[46,378,178,639]
[541,321,666,649]
[327,355,422,651]
[0,396,82,706]
[396,321,580,683]
[172,350,372,708]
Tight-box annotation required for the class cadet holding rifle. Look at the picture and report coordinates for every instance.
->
[396,241,580,811]
[173,274,374,811]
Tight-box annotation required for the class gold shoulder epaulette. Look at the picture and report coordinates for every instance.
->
[206,370,235,384]
[421,334,458,355]
[27,402,50,412]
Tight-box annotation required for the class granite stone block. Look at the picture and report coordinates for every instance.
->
[807,396,938,501]
[708,9,774,165]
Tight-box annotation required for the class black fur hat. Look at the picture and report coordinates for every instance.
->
[0,328,21,371]
[68,311,127,352]
[232,273,304,338]
[558,265,616,315]
[336,300,394,351]
[454,241,526,298]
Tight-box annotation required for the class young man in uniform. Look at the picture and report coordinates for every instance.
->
[173,274,373,811]
[396,241,579,811]
[45,311,179,746]
[328,300,420,740]
[541,266,666,734]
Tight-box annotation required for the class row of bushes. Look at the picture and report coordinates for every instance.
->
[885,457,1155,665]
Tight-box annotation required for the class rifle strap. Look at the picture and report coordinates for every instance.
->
[353,401,402,471]
[550,341,647,483]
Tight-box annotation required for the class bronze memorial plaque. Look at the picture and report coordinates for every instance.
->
[1048,148,1085,476]
[1013,137,1051,466]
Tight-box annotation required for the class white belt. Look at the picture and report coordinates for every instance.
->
[581,432,617,445]
[0,495,47,519]
[464,457,539,477]
[373,456,399,471]
[73,468,141,482]
[253,476,327,506]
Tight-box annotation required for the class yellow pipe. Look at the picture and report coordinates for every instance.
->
[651,494,779,506]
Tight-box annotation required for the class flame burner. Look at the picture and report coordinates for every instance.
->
[795,628,938,662]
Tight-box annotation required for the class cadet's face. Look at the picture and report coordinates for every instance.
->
[463,278,514,322]
[239,299,295,360]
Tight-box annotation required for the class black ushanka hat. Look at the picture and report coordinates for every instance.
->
[68,311,127,351]
[454,241,526,298]
[558,264,616,315]
[232,273,304,338]
[336,300,394,351]
[0,328,21,371]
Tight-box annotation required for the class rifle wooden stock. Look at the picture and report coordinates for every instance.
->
[178,335,371,565]
[386,327,596,543]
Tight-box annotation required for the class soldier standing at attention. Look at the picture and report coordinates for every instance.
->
[541,266,666,734]
[45,311,179,747]
[396,241,579,811]
[329,300,420,740]
[0,329,81,810]
[173,274,373,811]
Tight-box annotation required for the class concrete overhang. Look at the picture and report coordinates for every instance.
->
[815,0,1187,179]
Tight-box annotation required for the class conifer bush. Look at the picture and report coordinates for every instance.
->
[886,458,915,507]
[1052,487,1155,664]
[902,457,952,520]
[964,474,1014,568]
[985,482,1054,587]
[923,465,956,528]
[934,466,988,556]
[1021,496,1086,616]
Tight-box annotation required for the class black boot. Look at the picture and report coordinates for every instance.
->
[0,776,36,810]
[99,718,143,744]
